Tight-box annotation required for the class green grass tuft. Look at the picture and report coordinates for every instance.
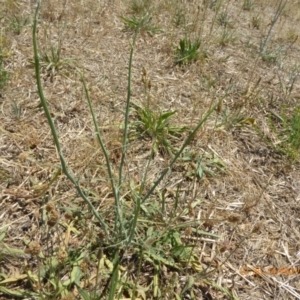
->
[174,39,204,65]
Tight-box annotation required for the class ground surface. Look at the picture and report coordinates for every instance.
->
[0,0,300,299]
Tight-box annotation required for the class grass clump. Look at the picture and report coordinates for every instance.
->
[0,48,9,90]
[181,148,226,179]
[217,11,233,28]
[268,106,300,162]
[288,108,300,151]
[174,39,204,65]
[242,0,254,11]
[172,7,186,27]
[11,100,22,120]
[129,0,152,15]
[39,44,75,77]
[130,102,187,156]
[9,15,29,35]
[261,46,283,65]
[217,105,256,130]
[251,15,261,29]
[218,28,236,46]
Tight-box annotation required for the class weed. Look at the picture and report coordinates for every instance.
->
[217,11,233,28]
[39,44,74,77]
[9,15,29,35]
[11,100,22,120]
[288,109,300,152]
[252,15,261,29]
[218,28,236,46]
[0,167,11,184]
[174,38,203,65]
[209,0,219,10]
[201,74,218,90]
[286,28,298,43]
[31,2,220,298]
[217,96,256,130]
[261,46,283,65]
[129,0,152,15]
[268,106,300,161]
[130,102,187,156]
[243,0,254,11]
[181,148,226,179]
[0,48,9,90]
[173,7,186,27]
[121,14,161,36]
[4,0,298,299]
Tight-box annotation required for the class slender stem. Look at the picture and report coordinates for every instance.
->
[259,0,287,54]
[80,74,123,237]
[33,1,108,235]
[117,20,143,240]
[118,21,142,197]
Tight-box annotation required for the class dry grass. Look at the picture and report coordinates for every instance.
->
[1,0,300,299]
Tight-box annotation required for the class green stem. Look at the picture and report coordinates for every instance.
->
[80,74,123,238]
[32,1,108,236]
[118,24,141,191]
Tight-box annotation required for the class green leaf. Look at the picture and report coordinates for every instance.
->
[171,245,194,261]
[70,265,82,285]
[108,252,120,300]
[181,276,195,296]
[197,163,204,178]
[75,283,91,300]
[0,285,34,298]
[0,274,29,284]
[145,250,179,269]
[160,110,176,120]
[0,227,7,242]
